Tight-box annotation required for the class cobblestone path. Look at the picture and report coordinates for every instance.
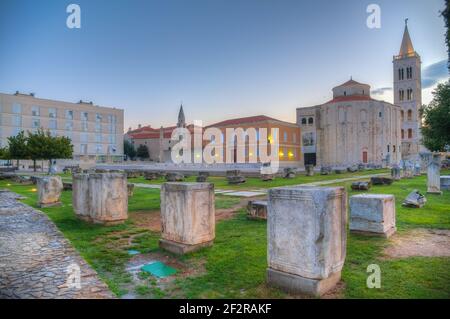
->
[0,190,114,299]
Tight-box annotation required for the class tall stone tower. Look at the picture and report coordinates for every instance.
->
[177,104,186,128]
[393,20,422,159]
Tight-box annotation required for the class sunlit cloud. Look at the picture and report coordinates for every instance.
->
[422,59,449,88]
[371,87,392,95]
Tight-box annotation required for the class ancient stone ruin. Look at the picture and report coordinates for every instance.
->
[127,183,134,197]
[391,165,401,181]
[441,176,450,191]
[226,170,246,184]
[160,182,215,254]
[196,171,209,182]
[349,194,396,238]
[37,175,63,208]
[247,200,267,220]
[320,166,332,175]
[351,181,371,191]
[165,172,185,182]
[267,186,347,296]
[283,167,296,179]
[305,164,314,176]
[402,190,426,208]
[427,153,442,195]
[370,176,393,185]
[261,173,275,181]
[72,170,128,224]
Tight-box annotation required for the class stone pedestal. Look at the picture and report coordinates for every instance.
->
[127,183,134,197]
[37,176,63,207]
[160,183,215,254]
[247,200,267,220]
[72,173,90,221]
[267,186,347,296]
[88,171,128,224]
[427,154,442,194]
[305,165,314,176]
[391,165,401,180]
[349,194,396,238]
[441,176,450,191]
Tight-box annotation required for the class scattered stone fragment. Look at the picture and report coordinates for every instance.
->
[351,181,371,191]
[247,200,267,220]
[370,176,393,185]
[402,190,426,208]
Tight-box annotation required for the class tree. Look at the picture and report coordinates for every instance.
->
[136,144,150,160]
[27,129,73,172]
[0,146,10,160]
[421,80,450,152]
[124,140,136,160]
[7,131,28,168]
[443,0,450,71]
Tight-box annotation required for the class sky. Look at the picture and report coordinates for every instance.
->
[0,0,448,131]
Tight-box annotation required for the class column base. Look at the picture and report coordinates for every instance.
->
[267,268,341,296]
[159,238,213,255]
[350,226,396,238]
[38,201,61,208]
[427,191,442,195]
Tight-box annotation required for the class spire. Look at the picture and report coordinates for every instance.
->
[177,104,186,128]
[398,19,415,56]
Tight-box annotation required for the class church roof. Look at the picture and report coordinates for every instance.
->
[206,115,296,127]
[333,79,369,89]
[325,95,373,104]
[398,23,415,56]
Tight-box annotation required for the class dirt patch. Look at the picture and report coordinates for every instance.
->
[383,228,450,259]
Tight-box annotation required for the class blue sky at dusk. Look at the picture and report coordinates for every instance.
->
[0,0,448,130]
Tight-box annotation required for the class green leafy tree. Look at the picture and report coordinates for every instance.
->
[443,0,449,71]
[136,144,150,160]
[421,80,450,152]
[7,131,28,168]
[27,129,73,172]
[124,140,137,160]
[0,146,10,160]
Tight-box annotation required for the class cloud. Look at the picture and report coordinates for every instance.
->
[422,59,449,89]
[371,87,392,95]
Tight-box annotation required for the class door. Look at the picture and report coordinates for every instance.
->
[362,151,368,163]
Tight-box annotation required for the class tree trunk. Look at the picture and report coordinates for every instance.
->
[16,159,19,169]
[33,160,36,172]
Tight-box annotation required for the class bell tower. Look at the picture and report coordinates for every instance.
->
[393,19,422,158]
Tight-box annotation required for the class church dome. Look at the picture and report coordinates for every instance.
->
[332,78,371,98]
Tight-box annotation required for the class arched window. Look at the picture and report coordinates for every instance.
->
[399,89,405,101]
[398,68,404,80]
[407,88,413,100]
[401,110,404,121]
[407,109,412,121]
[408,129,413,139]
[308,117,314,125]
[401,129,405,139]
[301,118,307,125]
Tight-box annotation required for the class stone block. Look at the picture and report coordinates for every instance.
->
[37,176,63,207]
[283,167,296,179]
[165,172,184,182]
[127,183,134,197]
[247,200,267,220]
[349,194,396,238]
[196,172,209,182]
[267,186,347,296]
[261,174,275,181]
[72,172,90,221]
[351,181,371,191]
[402,190,426,208]
[370,176,393,185]
[391,165,401,180]
[305,165,314,176]
[88,171,128,224]
[427,154,442,194]
[160,182,215,254]
[441,176,450,191]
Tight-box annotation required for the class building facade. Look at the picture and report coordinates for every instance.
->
[0,92,124,162]
[393,21,423,159]
[296,79,402,168]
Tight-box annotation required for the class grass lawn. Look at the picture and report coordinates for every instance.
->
[127,168,389,190]
[1,170,449,299]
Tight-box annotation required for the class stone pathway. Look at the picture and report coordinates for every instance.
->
[0,190,114,299]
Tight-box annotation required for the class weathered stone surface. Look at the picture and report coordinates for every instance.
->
[414,162,421,176]
[282,167,296,179]
[403,160,414,179]
[226,170,246,184]
[349,194,396,238]
[165,172,184,182]
[351,181,371,191]
[391,165,401,180]
[37,176,63,208]
[261,174,275,181]
[88,172,128,224]
[160,182,215,254]
[14,175,34,185]
[427,154,442,194]
[402,190,426,208]
[267,186,347,296]
[305,165,315,176]
[320,166,332,175]
[72,173,90,221]
[127,183,134,197]
[347,165,358,173]
[0,191,114,299]
[247,200,267,220]
[144,171,159,180]
[334,168,347,174]
[126,170,141,178]
[370,176,393,185]
[441,176,450,191]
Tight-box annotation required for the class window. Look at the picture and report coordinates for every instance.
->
[301,118,307,125]
[12,103,22,114]
[387,145,390,153]
[80,133,88,143]
[95,122,101,133]
[31,105,40,116]
[407,67,413,79]
[81,121,88,131]
[96,113,102,122]
[95,134,102,143]
[48,108,57,118]
[401,110,404,121]
[109,134,116,144]
[407,110,412,121]
[12,115,21,127]
[49,119,57,129]
[398,68,404,80]
[393,145,396,153]
[80,144,88,155]
[284,131,287,142]
[96,144,102,154]
[399,89,405,101]
[32,118,40,128]
[308,117,314,124]
[344,91,347,96]
[293,133,296,143]
[65,110,73,120]
[407,88,413,100]
[81,112,88,121]
[408,129,413,139]
[401,129,405,139]
[65,121,73,131]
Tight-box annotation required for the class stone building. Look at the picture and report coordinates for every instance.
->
[296,79,402,168]
[393,21,423,159]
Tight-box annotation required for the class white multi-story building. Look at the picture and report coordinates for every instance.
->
[0,92,124,162]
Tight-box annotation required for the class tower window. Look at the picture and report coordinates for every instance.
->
[393,145,396,153]
[407,109,412,121]
[407,88,413,100]
[301,118,307,125]
[308,117,314,124]
[407,67,413,79]
[401,110,404,121]
[408,129,413,139]
[401,129,405,139]
[387,145,390,153]
[398,68,404,80]
[399,89,405,101]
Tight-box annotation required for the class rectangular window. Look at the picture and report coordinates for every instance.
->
[95,134,102,143]
[49,119,57,129]
[32,118,40,128]
[80,133,88,143]
[12,127,21,136]
[66,110,74,120]
[48,108,57,118]
[96,113,102,122]
[96,144,102,154]
[293,133,296,143]
[284,131,287,142]
[95,122,101,133]
[81,121,88,131]
[81,112,88,121]
[109,134,116,144]
[31,105,40,116]
[80,144,88,155]
[12,115,21,127]
[65,121,73,131]
[12,103,22,114]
